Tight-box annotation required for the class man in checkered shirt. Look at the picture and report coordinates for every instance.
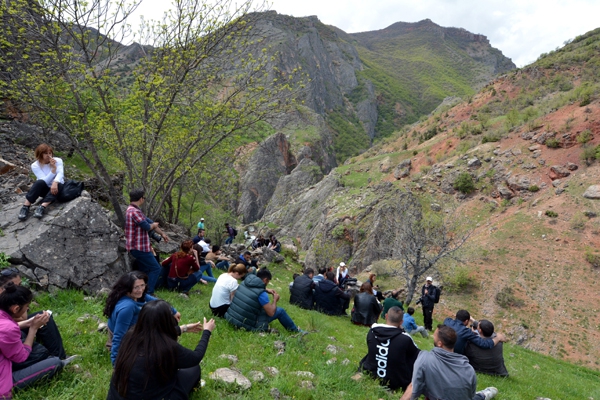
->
[125,189,169,295]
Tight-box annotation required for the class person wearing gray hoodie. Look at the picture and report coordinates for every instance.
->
[400,325,498,400]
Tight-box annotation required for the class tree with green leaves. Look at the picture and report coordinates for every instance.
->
[0,0,302,226]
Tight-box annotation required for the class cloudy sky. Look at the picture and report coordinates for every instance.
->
[132,0,600,67]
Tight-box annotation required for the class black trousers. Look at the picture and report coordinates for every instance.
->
[13,313,67,371]
[25,180,64,204]
[210,304,230,318]
[423,306,434,331]
[171,365,201,398]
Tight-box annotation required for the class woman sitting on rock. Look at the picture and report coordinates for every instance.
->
[267,236,281,253]
[351,282,382,327]
[0,268,70,368]
[161,240,208,295]
[107,300,215,400]
[104,272,199,366]
[18,143,66,220]
[209,264,247,317]
[0,283,73,399]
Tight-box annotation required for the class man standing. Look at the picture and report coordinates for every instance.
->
[125,189,169,295]
[400,325,498,400]
[197,217,205,230]
[225,268,306,333]
[359,306,420,392]
[464,319,509,376]
[289,268,315,310]
[443,310,506,355]
[419,277,438,331]
[224,223,235,244]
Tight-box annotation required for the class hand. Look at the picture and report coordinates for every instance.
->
[49,158,57,173]
[185,321,203,333]
[203,317,216,332]
[200,279,208,285]
[51,181,58,195]
[30,312,50,330]
[424,289,428,295]
[496,333,507,342]
[174,312,181,322]
[162,234,170,243]
[273,292,280,302]
[265,288,275,295]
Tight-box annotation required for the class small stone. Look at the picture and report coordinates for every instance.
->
[351,372,362,381]
[341,358,350,365]
[270,388,282,399]
[583,185,600,199]
[219,354,239,364]
[83,296,94,301]
[97,322,108,332]
[266,367,280,376]
[299,381,314,389]
[294,371,315,378]
[248,370,265,382]
[326,358,337,365]
[273,341,286,351]
[209,368,251,390]
[325,344,340,354]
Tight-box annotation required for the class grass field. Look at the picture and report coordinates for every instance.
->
[12,263,600,400]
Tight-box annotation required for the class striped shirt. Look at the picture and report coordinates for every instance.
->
[125,204,152,252]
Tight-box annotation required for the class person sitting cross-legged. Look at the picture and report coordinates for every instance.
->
[314,271,351,316]
[351,282,382,327]
[402,307,429,338]
[464,319,509,377]
[225,268,306,334]
[358,306,420,392]
[162,240,209,295]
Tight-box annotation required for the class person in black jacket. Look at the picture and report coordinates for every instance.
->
[419,277,438,331]
[359,306,420,391]
[107,300,215,400]
[314,271,351,315]
[289,268,315,310]
[351,282,382,327]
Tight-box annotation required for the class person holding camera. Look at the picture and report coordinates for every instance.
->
[418,277,438,331]
[125,189,169,295]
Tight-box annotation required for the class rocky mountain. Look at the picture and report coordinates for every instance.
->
[259,26,600,368]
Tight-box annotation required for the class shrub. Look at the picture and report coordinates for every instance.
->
[445,266,476,293]
[453,172,475,194]
[528,185,540,192]
[570,212,587,231]
[482,133,501,143]
[585,251,600,268]
[0,252,10,268]
[581,145,597,165]
[577,129,593,144]
[545,210,558,218]
[331,225,345,239]
[545,138,560,148]
[495,286,524,308]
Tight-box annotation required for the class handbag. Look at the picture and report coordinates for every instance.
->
[60,179,85,201]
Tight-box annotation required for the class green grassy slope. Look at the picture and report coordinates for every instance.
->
[13,262,600,400]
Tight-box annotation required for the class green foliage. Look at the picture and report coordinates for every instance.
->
[0,252,10,268]
[495,286,524,308]
[545,138,560,148]
[453,172,475,194]
[528,185,540,192]
[577,129,593,144]
[326,110,370,163]
[545,210,559,218]
[331,225,346,239]
[570,212,587,231]
[585,250,600,268]
[444,266,476,293]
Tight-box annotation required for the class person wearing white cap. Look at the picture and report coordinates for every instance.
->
[335,262,349,289]
[419,276,439,331]
[197,218,205,230]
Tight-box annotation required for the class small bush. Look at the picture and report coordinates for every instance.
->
[331,225,345,239]
[570,212,587,231]
[445,266,476,293]
[545,138,560,148]
[577,129,593,144]
[482,133,501,143]
[495,286,524,308]
[545,210,558,218]
[0,252,10,268]
[528,185,540,192]
[585,251,600,268]
[453,172,475,194]
[581,145,598,165]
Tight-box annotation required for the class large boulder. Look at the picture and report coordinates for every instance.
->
[0,194,127,293]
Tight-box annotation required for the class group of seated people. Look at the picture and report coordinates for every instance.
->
[358,306,508,400]
[288,266,352,316]
[251,234,281,253]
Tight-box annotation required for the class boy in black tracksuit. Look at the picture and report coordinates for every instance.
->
[358,306,420,391]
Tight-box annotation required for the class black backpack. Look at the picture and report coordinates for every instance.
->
[433,286,441,303]
[232,227,238,237]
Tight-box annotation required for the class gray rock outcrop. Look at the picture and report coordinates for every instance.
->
[583,185,600,199]
[0,195,127,293]
[238,133,298,223]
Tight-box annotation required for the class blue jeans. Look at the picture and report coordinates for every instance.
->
[215,260,229,271]
[225,236,234,244]
[198,263,217,283]
[167,275,198,293]
[130,250,161,295]
[268,307,298,332]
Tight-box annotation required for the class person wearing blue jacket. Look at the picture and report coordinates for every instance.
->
[402,307,429,338]
[103,272,192,365]
[443,310,506,355]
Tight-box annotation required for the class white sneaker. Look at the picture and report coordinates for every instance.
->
[61,355,80,367]
[477,387,498,400]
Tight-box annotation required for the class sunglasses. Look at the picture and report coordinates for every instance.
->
[1,268,19,276]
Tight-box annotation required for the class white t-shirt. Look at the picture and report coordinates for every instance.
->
[209,273,239,308]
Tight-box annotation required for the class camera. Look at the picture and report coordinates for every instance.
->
[148,229,162,242]
[415,297,422,305]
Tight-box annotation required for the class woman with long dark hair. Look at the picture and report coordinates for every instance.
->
[107,300,215,400]
[0,283,67,399]
[104,271,190,366]
[351,282,382,327]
